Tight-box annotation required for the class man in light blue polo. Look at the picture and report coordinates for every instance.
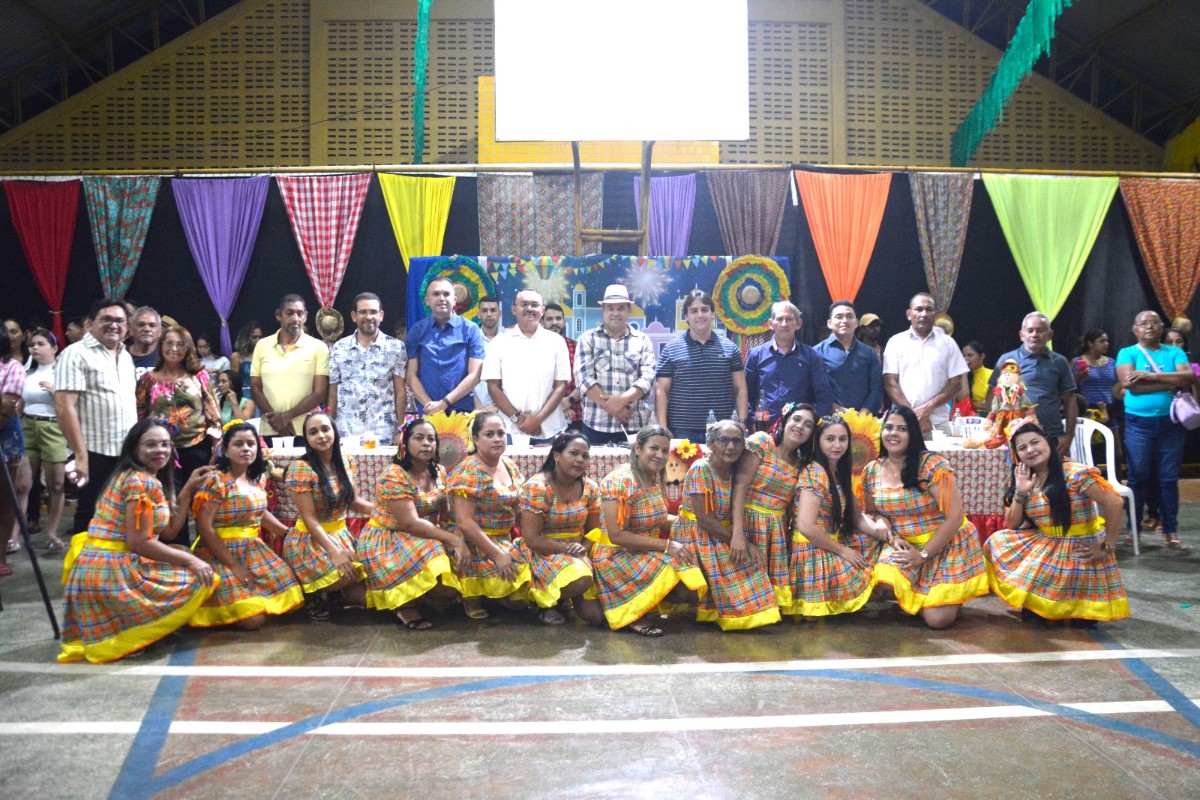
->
[989,311,1077,454]
[406,278,486,415]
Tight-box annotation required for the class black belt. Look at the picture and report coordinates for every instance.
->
[22,414,55,422]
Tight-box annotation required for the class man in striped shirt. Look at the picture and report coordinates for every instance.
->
[54,298,138,534]
[655,289,748,442]
[574,284,656,445]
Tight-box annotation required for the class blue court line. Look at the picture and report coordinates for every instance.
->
[1089,628,1200,734]
[110,653,1200,799]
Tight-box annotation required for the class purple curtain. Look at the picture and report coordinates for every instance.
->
[633,174,696,256]
[171,177,270,355]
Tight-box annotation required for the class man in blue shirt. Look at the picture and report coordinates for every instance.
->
[405,278,486,415]
[744,301,834,423]
[989,311,1076,454]
[814,300,883,413]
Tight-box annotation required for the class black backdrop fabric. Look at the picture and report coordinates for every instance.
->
[0,172,1187,365]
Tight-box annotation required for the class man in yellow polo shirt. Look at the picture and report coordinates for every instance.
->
[250,294,329,441]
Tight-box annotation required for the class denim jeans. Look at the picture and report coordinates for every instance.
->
[1124,413,1185,535]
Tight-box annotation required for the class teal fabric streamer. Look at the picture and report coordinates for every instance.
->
[413,0,433,164]
[952,0,1072,166]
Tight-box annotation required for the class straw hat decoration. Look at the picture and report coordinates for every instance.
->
[315,307,344,344]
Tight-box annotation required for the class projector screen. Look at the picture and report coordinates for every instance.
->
[493,0,749,142]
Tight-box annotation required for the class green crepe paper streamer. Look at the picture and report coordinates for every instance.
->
[952,0,1072,167]
[413,0,433,165]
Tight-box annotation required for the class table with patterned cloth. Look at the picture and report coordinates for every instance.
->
[269,446,633,520]
[931,445,1012,540]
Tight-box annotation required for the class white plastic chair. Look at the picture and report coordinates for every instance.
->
[1067,417,1141,554]
[954,415,987,440]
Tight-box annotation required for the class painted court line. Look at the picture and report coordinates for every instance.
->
[0,699,1190,737]
[3,647,1198,679]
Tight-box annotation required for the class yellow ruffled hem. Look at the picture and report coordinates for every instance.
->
[58,578,218,663]
[604,568,679,630]
[697,605,781,631]
[301,561,367,595]
[987,562,1130,621]
[365,555,460,611]
[772,585,794,610]
[875,562,989,615]
[188,584,305,628]
[783,582,874,617]
[527,559,593,608]
[459,563,532,600]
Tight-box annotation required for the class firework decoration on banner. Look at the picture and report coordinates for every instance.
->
[521,259,570,306]
[425,411,473,470]
[842,408,881,502]
[711,256,790,335]
[623,259,670,307]
[419,256,495,320]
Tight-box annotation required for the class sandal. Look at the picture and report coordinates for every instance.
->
[306,597,333,621]
[396,610,433,630]
[45,540,64,554]
[538,606,567,625]
[0,563,11,577]
[1164,534,1189,551]
[5,539,18,554]
[1142,518,1161,532]
[463,600,489,620]
[626,622,664,637]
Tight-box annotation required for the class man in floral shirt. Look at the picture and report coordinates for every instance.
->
[329,293,407,443]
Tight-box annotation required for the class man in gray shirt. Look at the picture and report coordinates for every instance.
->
[989,311,1077,454]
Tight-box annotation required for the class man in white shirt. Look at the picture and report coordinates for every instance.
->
[882,292,968,435]
[482,290,570,443]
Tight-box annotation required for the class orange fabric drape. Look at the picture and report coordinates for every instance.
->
[794,170,892,303]
[1119,178,1200,322]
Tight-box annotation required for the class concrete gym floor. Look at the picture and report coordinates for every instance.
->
[1,502,1198,800]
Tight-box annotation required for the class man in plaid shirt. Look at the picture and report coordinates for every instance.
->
[573,285,656,445]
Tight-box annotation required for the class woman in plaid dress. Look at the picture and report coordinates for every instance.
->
[788,415,886,618]
[190,421,304,629]
[731,403,816,608]
[513,432,605,626]
[863,406,988,628]
[985,421,1128,622]
[448,412,531,619]
[283,411,374,619]
[357,418,467,629]
[59,418,217,663]
[673,420,780,630]
[591,425,706,636]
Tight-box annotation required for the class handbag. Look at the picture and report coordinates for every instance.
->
[1135,344,1200,430]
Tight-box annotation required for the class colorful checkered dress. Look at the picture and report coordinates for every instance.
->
[590,464,707,629]
[59,470,216,663]
[189,471,304,627]
[864,453,988,614]
[741,431,800,606]
[281,457,363,593]
[446,454,531,599]
[984,461,1128,621]
[672,458,780,630]
[787,463,875,617]
[357,463,460,610]
[511,472,598,608]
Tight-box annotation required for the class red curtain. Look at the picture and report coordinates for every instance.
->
[1119,178,1200,323]
[4,180,81,342]
[794,170,892,302]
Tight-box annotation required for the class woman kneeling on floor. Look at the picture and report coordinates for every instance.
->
[282,411,374,620]
[787,414,885,619]
[862,406,989,629]
[189,421,304,629]
[448,412,531,620]
[513,432,606,626]
[357,417,466,629]
[590,425,706,637]
[984,419,1129,624]
[673,420,780,631]
[59,418,216,662]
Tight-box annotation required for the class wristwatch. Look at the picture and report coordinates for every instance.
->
[919,549,930,560]
[510,411,522,423]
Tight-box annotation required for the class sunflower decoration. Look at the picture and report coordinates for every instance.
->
[664,439,704,515]
[711,255,790,335]
[842,408,881,501]
[425,411,473,471]
[419,256,496,320]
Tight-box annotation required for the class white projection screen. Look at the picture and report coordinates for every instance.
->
[493,0,749,142]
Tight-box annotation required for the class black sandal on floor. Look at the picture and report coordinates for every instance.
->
[627,622,664,637]
[306,593,333,621]
[396,610,433,630]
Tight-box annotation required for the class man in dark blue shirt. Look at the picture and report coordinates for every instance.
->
[744,301,834,423]
[405,278,486,415]
[814,300,883,413]
[989,311,1077,454]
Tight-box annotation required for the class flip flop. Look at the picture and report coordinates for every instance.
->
[45,541,64,553]
[626,622,664,637]
[1164,534,1189,551]
[5,540,19,554]
[463,600,489,620]
[396,611,433,630]
[538,606,567,625]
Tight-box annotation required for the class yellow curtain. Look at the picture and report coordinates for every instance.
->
[377,173,456,270]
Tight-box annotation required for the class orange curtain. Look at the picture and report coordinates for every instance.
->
[1119,177,1200,323]
[794,170,892,302]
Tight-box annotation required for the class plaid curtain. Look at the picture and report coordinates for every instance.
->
[276,174,371,308]
[910,172,974,311]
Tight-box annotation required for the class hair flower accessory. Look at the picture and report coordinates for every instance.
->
[222,418,246,433]
[154,418,181,438]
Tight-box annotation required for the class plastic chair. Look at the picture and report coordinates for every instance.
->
[1067,417,1141,554]
[954,415,987,440]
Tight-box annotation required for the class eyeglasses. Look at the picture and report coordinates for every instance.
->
[162,342,186,351]
[710,436,744,448]
[96,315,127,325]
[1135,319,1163,328]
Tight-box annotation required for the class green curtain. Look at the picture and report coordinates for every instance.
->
[981,174,1118,322]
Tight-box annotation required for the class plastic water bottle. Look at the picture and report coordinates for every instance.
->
[706,409,717,429]
[754,397,770,432]
[951,407,962,436]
